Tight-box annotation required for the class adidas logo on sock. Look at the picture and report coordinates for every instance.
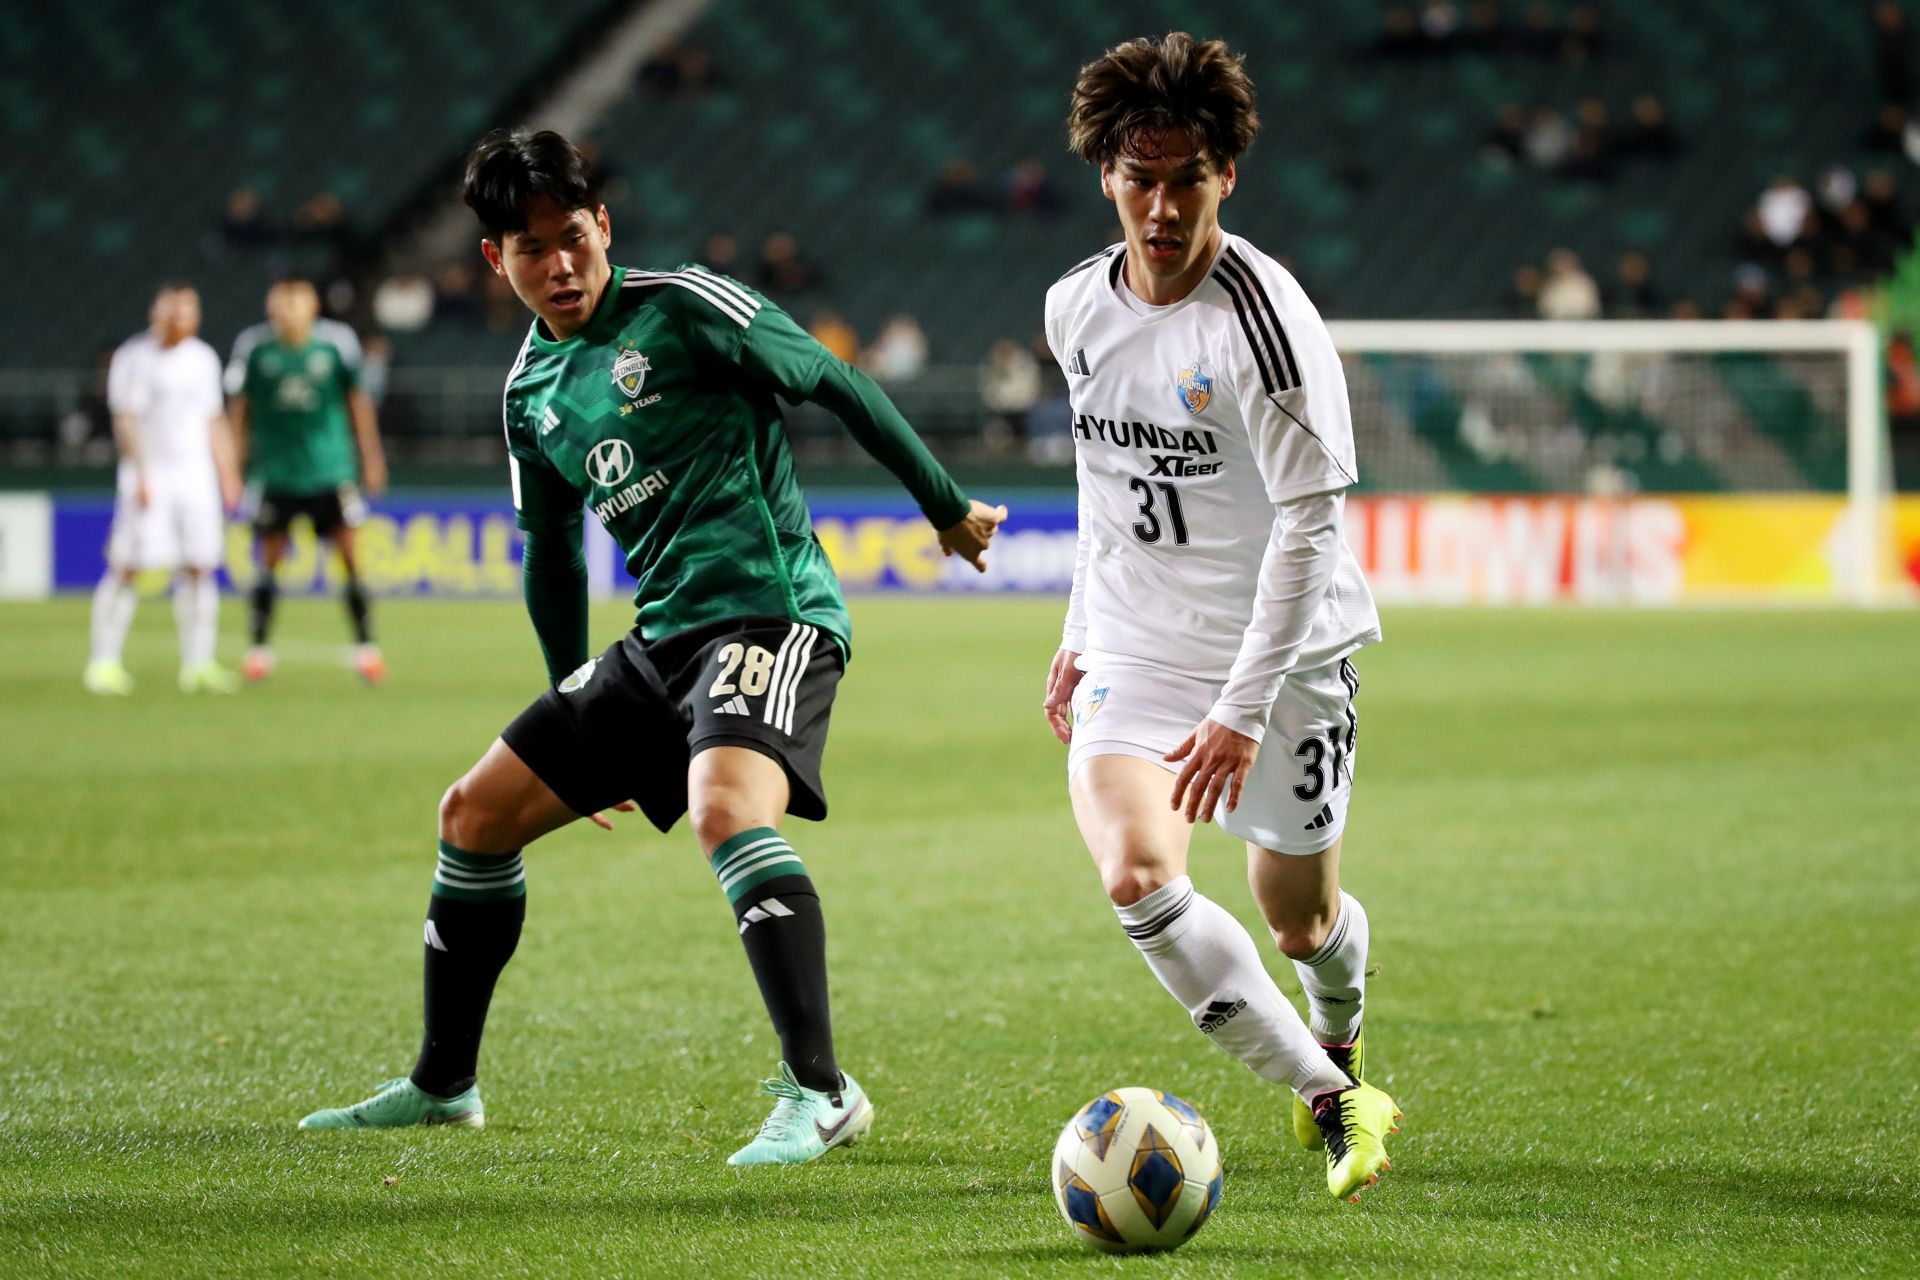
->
[1196,997,1247,1035]
[738,897,795,934]
[1304,804,1334,831]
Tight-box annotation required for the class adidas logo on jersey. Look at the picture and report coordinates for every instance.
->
[1305,804,1335,832]
[1066,347,1091,376]
[713,694,751,716]
[1196,997,1247,1035]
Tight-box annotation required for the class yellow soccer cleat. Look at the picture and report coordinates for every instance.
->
[83,659,135,696]
[1310,1081,1400,1202]
[1294,1032,1366,1150]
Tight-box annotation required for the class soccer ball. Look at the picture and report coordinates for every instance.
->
[1051,1087,1223,1252]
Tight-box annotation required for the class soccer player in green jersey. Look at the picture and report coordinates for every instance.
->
[226,278,390,684]
[299,129,1007,1164]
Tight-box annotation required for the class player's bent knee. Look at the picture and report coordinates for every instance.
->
[1267,911,1337,960]
[438,775,514,852]
[687,792,773,854]
[1100,859,1176,908]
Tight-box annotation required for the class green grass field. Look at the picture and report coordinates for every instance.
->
[2,597,1916,1277]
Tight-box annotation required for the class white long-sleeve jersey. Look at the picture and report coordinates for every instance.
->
[106,331,224,474]
[1045,231,1381,741]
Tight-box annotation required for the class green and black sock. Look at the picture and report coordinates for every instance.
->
[248,578,276,646]
[709,827,839,1093]
[343,574,373,645]
[410,841,526,1098]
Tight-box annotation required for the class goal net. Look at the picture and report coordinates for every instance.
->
[1327,320,1898,605]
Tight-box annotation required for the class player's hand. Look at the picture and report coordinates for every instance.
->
[362,457,389,498]
[134,472,151,510]
[1043,648,1084,745]
[1166,718,1261,824]
[938,500,1008,573]
[219,478,242,515]
[588,800,638,830]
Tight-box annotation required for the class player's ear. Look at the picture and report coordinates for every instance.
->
[480,238,505,276]
[1218,159,1236,200]
[1100,164,1115,202]
[595,204,612,247]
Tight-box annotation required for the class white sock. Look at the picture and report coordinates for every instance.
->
[1116,876,1348,1102]
[90,576,138,664]
[1292,891,1370,1045]
[174,575,220,669]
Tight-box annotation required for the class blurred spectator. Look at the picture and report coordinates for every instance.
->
[372,273,434,332]
[926,159,995,216]
[808,311,859,363]
[221,187,274,249]
[1483,102,1527,167]
[1722,264,1772,319]
[1668,297,1704,320]
[1874,3,1916,112]
[757,232,823,294]
[638,38,721,100]
[1620,94,1678,160]
[979,339,1042,444]
[1817,165,1860,216]
[1757,175,1813,248]
[1863,168,1907,239]
[1006,158,1065,217]
[1863,102,1910,154]
[292,193,347,247]
[1419,2,1460,52]
[1371,6,1423,59]
[1516,3,1560,58]
[1538,249,1601,319]
[1560,5,1604,63]
[434,261,481,327]
[1563,99,1614,183]
[701,232,740,277]
[1507,263,1543,316]
[863,314,929,382]
[359,334,393,408]
[1607,252,1662,318]
[1463,1,1508,55]
[1524,106,1574,171]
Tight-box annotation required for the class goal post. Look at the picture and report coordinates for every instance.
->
[1325,319,1898,606]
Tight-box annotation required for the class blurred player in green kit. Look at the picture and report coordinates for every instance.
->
[226,278,390,683]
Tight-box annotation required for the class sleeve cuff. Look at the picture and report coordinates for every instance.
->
[1061,625,1088,652]
[1206,701,1269,743]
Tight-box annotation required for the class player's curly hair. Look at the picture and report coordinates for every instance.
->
[462,128,602,240]
[1066,32,1260,168]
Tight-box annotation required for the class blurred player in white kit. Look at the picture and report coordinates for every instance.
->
[84,283,242,695]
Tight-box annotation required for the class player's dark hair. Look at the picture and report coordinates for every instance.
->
[462,128,602,240]
[1067,32,1260,169]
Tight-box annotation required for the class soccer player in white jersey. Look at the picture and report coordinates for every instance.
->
[1040,34,1400,1202]
[85,283,241,695]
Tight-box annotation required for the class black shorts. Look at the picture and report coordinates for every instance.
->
[500,615,844,832]
[253,486,364,538]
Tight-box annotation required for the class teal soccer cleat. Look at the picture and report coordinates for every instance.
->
[727,1062,873,1166]
[298,1077,484,1130]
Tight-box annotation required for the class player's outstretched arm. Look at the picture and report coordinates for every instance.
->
[348,388,388,497]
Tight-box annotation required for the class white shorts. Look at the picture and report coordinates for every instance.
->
[106,466,224,571]
[1067,656,1363,855]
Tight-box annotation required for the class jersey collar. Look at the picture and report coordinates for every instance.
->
[1109,230,1233,324]
[530,265,629,354]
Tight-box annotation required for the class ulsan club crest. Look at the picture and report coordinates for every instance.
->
[612,346,651,399]
[1176,356,1212,416]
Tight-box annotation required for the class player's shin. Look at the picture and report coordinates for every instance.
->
[709,827,839,1093]
[174,575,220,670]
[249,577,276,647]
[343,573,373,645]
[410,841,526,1098]
[90,575,138,664]
[1115,876,1348,1101]
[1290,891,1369,1047]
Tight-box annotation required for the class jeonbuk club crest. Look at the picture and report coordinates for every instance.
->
[612,347,651,399]
[1175,356,1211,415]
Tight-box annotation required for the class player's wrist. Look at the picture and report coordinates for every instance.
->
[1204,704,1266,744]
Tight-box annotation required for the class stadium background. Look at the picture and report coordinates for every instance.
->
[3,0,1920,604]
[3,4,1918,1277]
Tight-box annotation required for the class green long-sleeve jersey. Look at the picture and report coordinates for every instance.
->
[503,264,971,679]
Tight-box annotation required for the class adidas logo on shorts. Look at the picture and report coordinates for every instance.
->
[1196,998,1247,1035]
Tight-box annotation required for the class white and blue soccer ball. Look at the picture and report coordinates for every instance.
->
[1051,1087,1223,1253]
